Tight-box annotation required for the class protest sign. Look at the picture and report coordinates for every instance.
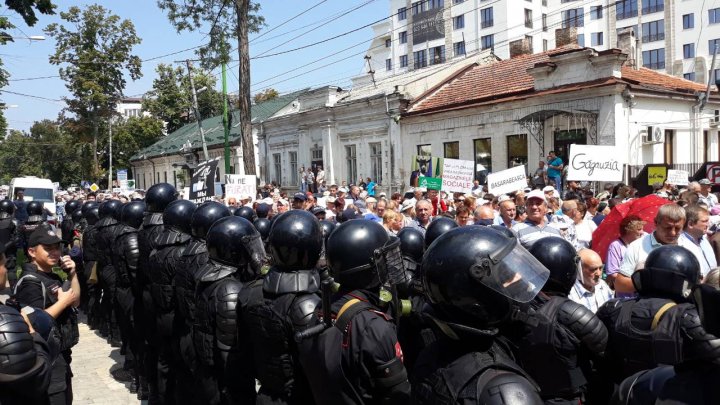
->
[225,174,257,203]
[566,145,624,182]
[666,170,689,186]
[487,165,527,195]
[189,157,221,203]
[441,158,474,193]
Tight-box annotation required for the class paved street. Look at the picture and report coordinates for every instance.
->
[72,313,143,405]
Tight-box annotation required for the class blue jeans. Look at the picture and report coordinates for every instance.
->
[549,176,561,191]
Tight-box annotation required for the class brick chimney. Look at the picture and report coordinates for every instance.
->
[555,27,577,48]
[616,27,638,70]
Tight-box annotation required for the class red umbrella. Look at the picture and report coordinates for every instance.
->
[592,195,672,262]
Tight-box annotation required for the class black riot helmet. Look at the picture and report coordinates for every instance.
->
[64,200,81,215]
[99,200,123,219]
[26,201,43,216]
[268,210,322,271]
[693,284,720,337]
[398,227,425,264]
[145,183,178,213]
[0,199,15,219]
[632,245,700,302]
[205,216,266,276]
[424,217,458,248]
[528,237,579,296]
[163,200,197,234]
[190,201,231,240]
[253,218,271,241]
[85,207,100,226]
[319,220,336,244]
[423,226,550,327]
[489,225,516,239]
[120,201,146,229]
[234,206,256,222]
[71,209,83,223]
[81,201,99,216]
[0,306,38,376]
[228,206,237,216]
[326,219,406,291]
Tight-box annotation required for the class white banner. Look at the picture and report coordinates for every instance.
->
[225,174,257,203]
[567,144,624,182]
[441,158,475,193]
[666,169,689,186]
[487,165,527,195]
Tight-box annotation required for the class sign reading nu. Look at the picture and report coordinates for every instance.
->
[412,9,444,45]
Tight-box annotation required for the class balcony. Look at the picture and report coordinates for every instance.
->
[617,10,638,20]
[642,5,664,14]
[642,33,665,43]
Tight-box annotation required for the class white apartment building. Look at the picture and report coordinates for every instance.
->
[366,0,720,85]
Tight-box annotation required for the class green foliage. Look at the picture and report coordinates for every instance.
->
[110,115,165,171]
[142,63,224,134]
[253,88,279,104]
[4,0,56,27]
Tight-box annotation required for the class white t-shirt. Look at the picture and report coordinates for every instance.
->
[619,232,696,277]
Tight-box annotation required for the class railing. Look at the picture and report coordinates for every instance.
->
[641,5,664,14]
[481,19,494,28]
[642,33,665,43]
[644,61,665,69]
[617,10,639,20]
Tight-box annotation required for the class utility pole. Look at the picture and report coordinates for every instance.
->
[185,59,210,161]
[222,61,231,174]
[108,120,113,190]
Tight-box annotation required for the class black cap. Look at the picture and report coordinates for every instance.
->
[311,206,326,215]
[28,226,62,247]
[293,192,307,201]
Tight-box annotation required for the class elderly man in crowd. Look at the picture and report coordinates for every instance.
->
[512,189,562,247]
[569,249,614,313]
[698,179,718,208]
[681,204,717,277]
[473,205,495,226]
[410,199,433,235]
[494,197,516,228]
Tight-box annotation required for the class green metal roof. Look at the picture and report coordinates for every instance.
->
[131,90,305,161]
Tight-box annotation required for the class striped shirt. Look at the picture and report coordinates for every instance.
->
[511,219,563,248]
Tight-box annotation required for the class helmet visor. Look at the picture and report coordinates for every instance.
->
[478,242,550,303]
[241,234,268,275]
[373,237,407,286]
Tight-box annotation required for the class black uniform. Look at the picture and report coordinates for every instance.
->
[0,216,18,284]
[82,220,101,329]
[95,214,121,345]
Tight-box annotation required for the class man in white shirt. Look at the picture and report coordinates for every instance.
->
[681,204,717,277]
[698,179,718,208]
[569,249,614,313]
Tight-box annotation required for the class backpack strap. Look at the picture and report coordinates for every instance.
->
[14,274,48,308]
[334,298,374,333]
[651,302,677,331]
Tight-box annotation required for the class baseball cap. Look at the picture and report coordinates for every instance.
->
[311,206,326,215]
[28,226,62,247]
[326,196,337,204]
[366,197,377,203]
[542,186,555,193]
[278,198,289,207]
[526,189,546,203]
[699,178,712,185]
[293,192,307,201]
[338,187,348,193]
[497,195,513,203]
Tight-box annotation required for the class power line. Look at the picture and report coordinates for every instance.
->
[250,0,329,44]
[1,89,63,103]
[8,75,60,81]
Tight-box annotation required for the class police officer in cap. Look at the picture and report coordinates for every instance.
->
[94,200,123,347]
[193,216,266,404]
[596,245,705,401]
[137,182,177,403]
[0,199,18,288]
[241,210,321,404]
[522,238,608,404]
[412,226,545,404]
[14,225,80,405]
[147,199,196,403]
[299,219,411,404]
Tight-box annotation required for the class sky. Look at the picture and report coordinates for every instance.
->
[1,0,388,132]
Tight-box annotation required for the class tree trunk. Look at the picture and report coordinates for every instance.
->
[235,0,256,175]
[92,114,99,183]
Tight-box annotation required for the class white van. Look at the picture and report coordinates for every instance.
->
[9,176,57,218]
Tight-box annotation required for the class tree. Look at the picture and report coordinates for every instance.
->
[28,119,83,186]
[45,4,142,182]
[253,88,278,104]
[143,63,224,134]
[157,0,265,175]
[109,115,165,172]
[0,130,43,183]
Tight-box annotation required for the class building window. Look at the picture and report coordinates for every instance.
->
[430,45,445,65]
[385,38,391,48]
[272,153,281,185]
[454,0,464,3]
[507,135,528,168]
[712,68,720,83]
[684,44,695,59]
[414,49,427,69]
[543,39,548,51]
[454,15,465,30]
[641,20,664,43]
[289,151,298,185]
[481,7,493,28]
[683,13,694,29]
[663,129,674,165]
[444,141,459,159]
[683,72,696,81]
[412,1,426,15]
[709,38,720,54]
[345,145,357,185]
[386,58,392,71]
[711,8,720,24]
[616,0,638,20]
[524,9,533,28]
[481,34,494,50]
[642,0,664,14]
[562,8,584,28]
[399,31,407,44]
[642,48,665,70]
[125,108,141,118]
[312,148,323,161]
[400,54,408,68]
[525,35,534,53]
[417,144,432,158]
[398,7,407,20]
[454,41,466,56]
[370,143,382,184]
[474,138,492,180]
[591,32,603,46]
[542,13,547,31]
[577,33,585,47]
[591,5,603,19]
[428,0,444,9]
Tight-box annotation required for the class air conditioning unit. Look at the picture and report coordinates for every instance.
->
[712,110,720,127]
[642,126,665,144]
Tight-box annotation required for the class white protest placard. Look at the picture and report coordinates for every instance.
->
[224,174,257,203]
[666,169,689,186]
[567,144,624,182]
[441,158,475,193]
[487,165,527,195]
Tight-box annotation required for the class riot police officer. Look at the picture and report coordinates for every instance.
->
[423,216,457,248]
[193,216,265,404]
[60,200,80,248]
[412,226,545,404]
[82,206,101,330]
[147,199,196,404]
[0,199,18,288]
[596,245,706,401]
[522,238,608,404]
[241,210,321,404]
[395,226,427,374]
[94,200,123,347]
[111,201,145,393]
[137,182,177,404]
[173,201,230,398]
[299,219,411,405]
[19,201,48,254]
